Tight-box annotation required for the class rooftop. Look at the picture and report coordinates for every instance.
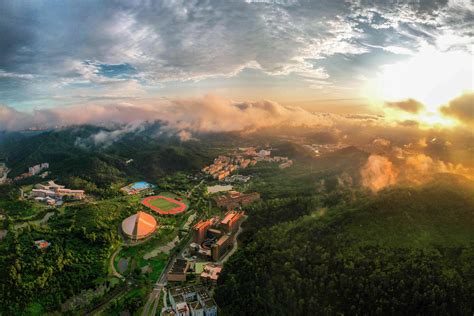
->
[121,211,157,239]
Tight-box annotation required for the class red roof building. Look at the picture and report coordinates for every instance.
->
[121,211,157,241]
[220,211,245,233]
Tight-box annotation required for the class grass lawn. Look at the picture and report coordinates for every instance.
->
[25,302,43,315]
[115,228,175,276]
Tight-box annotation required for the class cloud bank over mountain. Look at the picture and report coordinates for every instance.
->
[0,95,336,132]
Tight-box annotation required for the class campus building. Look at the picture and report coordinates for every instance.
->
[219,211,245,233]
[28,162,49,176]
[189,211,245,262]
[121,211,157,241]
[31,180,85,201]
[214,191,260,210]
[200,263,223,285]
[211,235,232,261]
[168,259,192,282]
[120,181,154,195]
[192,219,215,244]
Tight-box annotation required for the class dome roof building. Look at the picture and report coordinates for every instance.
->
[121,211,157,241]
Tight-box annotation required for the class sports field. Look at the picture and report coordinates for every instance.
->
[142,195,187,215]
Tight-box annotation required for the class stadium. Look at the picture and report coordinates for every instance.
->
[141,194,188,215]
[121,211,157,241]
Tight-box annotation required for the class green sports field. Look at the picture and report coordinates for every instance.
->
[147,198,179,211]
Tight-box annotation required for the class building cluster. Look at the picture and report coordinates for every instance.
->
[14,162,50,181]
[202,147,293,181]
[255,154,293,168]
[224,174,251,184]
[303,143,348,157]
[189,210,245,262]
[241,147,293,168]
[165,285,218,316]
[167,259,223,285]
[214,191,260,210]
[201,155,257,181]
[30,180,85,205]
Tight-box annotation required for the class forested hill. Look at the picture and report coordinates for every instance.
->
[215,176,474,315]
[0,125,218,196]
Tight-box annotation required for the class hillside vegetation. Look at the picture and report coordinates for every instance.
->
[0,126,218,197]
[215,176,474,315]
[0,199,137,314]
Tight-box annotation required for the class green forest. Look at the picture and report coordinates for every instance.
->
[1,128,474,315]
[215,176,474,315]
[0,198,136,314]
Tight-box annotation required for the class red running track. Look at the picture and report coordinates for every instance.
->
[141,195,187,215]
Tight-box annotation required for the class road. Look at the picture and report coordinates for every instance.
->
[109,246,125,280]
[141,235,192,316]
[142,180,206,315]
[187,179,204,198]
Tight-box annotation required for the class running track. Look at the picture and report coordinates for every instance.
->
[142,196,187,215]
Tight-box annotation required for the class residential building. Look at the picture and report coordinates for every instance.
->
[168,286,218,316]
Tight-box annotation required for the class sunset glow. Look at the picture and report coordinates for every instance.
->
[375,48,473,110]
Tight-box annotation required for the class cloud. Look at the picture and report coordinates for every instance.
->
[440,92,474,125]
[177,130,193,142]
[360,155,398,192]
[75,121,146,147]
[361,153,474,192]
[372,137,391,147]
[398,120,419,127]
[385,99,424,113]
[1,0,470,107]
[0,94,334,132]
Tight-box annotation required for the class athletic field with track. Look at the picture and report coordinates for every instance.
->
[141,194,187,215]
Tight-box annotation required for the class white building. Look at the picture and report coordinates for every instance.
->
[29,162,49,176]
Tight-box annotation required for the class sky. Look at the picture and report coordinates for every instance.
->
[0,0,472,130]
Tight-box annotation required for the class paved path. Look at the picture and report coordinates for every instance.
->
[109,246,125,280]
[187,180,204,198]
[14,211,55,229]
